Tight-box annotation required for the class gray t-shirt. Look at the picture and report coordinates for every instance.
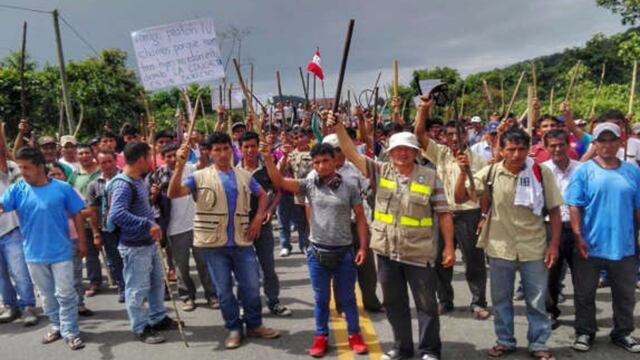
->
[298,174,362,247]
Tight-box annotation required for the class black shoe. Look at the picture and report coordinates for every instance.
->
[572,334,594,352]
[117,291,125,304]
[438,303,453,315]
[613,335,640,353]
[150,316,184,331]
[380,349,413,360]
[136,326,165,344]
[78,305,94,317]
[550,316,560,330]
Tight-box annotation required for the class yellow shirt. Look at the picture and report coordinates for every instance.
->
[470,161,563,261]
[422,138,486,212]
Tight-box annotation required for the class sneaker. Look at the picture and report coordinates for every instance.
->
[613,335,640,353]
[225,330,243,349]
[348,333,368,354]
[117,291,125,304]
[78,305,94,317]
[380,349,413,360]
[22,307,39,327]
[150,316,184,331]
[0,306,20,323]
[246,325,280,339]
[136,326,165,344]
[572,334,593,352]
[270,303,292,317]
[421,355,440,360]
[513,286,525,301]
[309,335,328,357]
[181,299,196,312]
[280,248,291,257]
[208,296,220,309]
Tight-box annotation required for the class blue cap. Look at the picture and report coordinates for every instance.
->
[486,121,499,133]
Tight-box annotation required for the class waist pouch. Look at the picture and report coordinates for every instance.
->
[311,244,351,270]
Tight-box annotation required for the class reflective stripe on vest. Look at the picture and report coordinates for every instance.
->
[379,178,396,190]
[374,210,394,224]
[399,216,433,227]
[409,182,431,195]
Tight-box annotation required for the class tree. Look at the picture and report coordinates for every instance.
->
[596,0,640,25]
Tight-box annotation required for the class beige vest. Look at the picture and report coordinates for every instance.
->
[192,168,253,248]
[370,163,437,266]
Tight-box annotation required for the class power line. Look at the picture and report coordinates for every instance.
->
[59,14,99,56]
[0,3,51,14]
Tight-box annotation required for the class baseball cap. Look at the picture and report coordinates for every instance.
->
[322,134,340,149]
[470,116,482,123]
[486,121,499,134]
[60,135,78,147]
[575,119,587,126]
[231,122,246,131]
[593,122,621,140]
[387,132,421,152]
[38,135,56,146]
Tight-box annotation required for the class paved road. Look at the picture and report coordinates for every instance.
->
[0,248,638,360]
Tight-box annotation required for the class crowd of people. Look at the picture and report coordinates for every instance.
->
[0,92,639,360]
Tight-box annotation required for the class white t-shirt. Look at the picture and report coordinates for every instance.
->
[59,157,80,172]
[617,137,640,165]
[542,159,580,222]
[0,161,20,237]
[168,164,196,236]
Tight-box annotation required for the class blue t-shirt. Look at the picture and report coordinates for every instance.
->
[565,160,640,260]
[0,179,85,263]
[184,169,262,246]
[108,175,155,247]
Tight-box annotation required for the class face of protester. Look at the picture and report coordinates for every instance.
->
[333,149,346,167]
[40,143,58,162]
[232,127,246,141]
[594,132,621,161]
[211,143,233,167]
[312,154,337,178]
[100,137,117,152]
[545,137,569,164]
[17,160,46,185]
[265,131,277,145]
[428,125,442,140]
[537,119,558,138]
[200,146,211,161]
[279,130,290,144]
[135,153,152,174]
[444,126,459,152]
[162,150,178,170]
[97,153,118,174]
[62,143,77,160]
[155,136,173,153]
[500,141,529,170]
[389,146,418,169]
[295,133,309,149]
[240,138,259,162]
[47,167,66,181]
[77,147,95,168]
[123,134,139,144]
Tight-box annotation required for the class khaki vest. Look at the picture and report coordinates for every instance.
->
[370,163,437,266]
[192,168,253,248]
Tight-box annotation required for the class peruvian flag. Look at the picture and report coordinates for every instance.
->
[307,50,324,80]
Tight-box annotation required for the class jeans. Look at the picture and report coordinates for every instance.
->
[546,224,575,319]
[307,246,360,336]
[573,255,636,340]
[253,223,280,308]
[201,246,262,331]
[102,231,124,292]
[118,243,167,334]
[168,230,216,301]
[378,255,441,358]
[0,228,35,308]
[73,253,86,307]
[28,260,79,338]
[84,228,102,286]
[489,257,551,352]
[277,194,309,252]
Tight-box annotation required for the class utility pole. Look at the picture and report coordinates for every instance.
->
[52,9,75,134]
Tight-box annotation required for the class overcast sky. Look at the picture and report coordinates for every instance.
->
[0,0,627,97]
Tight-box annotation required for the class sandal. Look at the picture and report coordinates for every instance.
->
[42,330,62,344]
[530,351,555,360]
[487,344,515,358]
[66,336,85,351]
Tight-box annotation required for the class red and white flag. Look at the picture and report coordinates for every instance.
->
[307,50,324,80]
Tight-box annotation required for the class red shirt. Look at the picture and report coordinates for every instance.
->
[529,143,578,164]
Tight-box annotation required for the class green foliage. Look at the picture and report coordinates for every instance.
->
[597,0,640,25]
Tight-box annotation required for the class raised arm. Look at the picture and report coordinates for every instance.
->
[261,144,300,194]
[327,111,368,177]
[168,144,193,199]
[561,101,586,141]
[414,96,435,151]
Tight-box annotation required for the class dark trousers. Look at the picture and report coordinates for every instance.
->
[84,228,102,286]
[253,222,281,308]
[435,209,487,309]
[168,230,216,301]
[573,254,636,340]
[335,223,381,311]
[101,231,124,292]
[378,255,441,358]
[545,224,575,319]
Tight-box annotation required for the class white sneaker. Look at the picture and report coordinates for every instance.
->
[279,248,291,257]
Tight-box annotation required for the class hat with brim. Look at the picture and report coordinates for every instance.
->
[387,132,421,152]
[38,136,56,146]
[322,134,340,149]
[60,135,78,147]
[593,122,621,140]
[231,122,246,131]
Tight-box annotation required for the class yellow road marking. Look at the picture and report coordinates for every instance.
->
[329,284,383,360]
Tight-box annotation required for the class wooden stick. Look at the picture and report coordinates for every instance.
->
[549,86,555,114]
[299,66,309,109]
[531,62,537,97]
[482,79,494,110]
[500,78,505,114]
[313,75,317,104]
[73,104,84,138]
[630,60,637,114]
[590,63,606,119]
[504,71,525,120]
[372,86,379,147]
[250,63,254,112]
[367,71,382,108]
[185,94,201,145]
[393,60,399,97]
[459,83,466,120]
[233,59,254,115]
[332,18,357,114]
[526,85,534,135]
[20,21,27,120]
[156,243,189,347]
[276,70,283,105]
[565,60,581,102]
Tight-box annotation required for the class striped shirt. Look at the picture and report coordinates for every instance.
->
[108,176,154,247]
